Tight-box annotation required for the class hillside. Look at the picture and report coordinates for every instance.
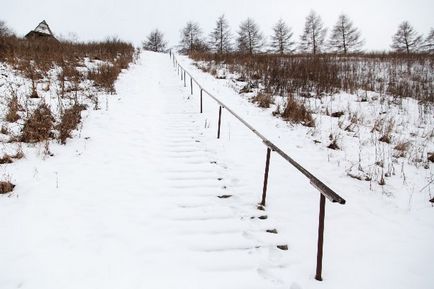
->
[0,51,432,289]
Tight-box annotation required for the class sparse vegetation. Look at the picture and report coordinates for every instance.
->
[5,96,20,122]
[281,96,314,126]
[252,92,273,108]
[188,49,433,189]
[57,103,86,144]
[21,103,54,143]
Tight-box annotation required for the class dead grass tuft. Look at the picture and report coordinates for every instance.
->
[379,119,395,144]
[57,104,86,144]
[5,96,21,122]
[88,64,120,93]
[331,111,345,118]
[0,155,13,164]
[252,92,273,108]
[0,181,15,194]
[281,96,314,127]
[21,103,54,143]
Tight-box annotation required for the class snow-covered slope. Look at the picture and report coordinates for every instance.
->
[0,51,433,289]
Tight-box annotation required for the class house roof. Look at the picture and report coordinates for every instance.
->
[25,20,57,40]
[33,20,53,36]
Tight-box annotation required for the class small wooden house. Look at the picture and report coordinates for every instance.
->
[25,20,57,41]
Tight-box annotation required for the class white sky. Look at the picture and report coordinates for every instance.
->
[3,0,433,51]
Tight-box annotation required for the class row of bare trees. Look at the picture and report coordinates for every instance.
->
[141,12,433,55]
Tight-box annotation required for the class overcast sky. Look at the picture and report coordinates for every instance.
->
[3,0,433,51]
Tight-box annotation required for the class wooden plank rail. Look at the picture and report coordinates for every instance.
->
[169,51,346,281]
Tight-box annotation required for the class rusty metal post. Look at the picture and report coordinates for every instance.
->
[260,147,272,207]
[200,89,203,113]
[217,106,222,139]
[315,194,326,281]
[190,77,193,95]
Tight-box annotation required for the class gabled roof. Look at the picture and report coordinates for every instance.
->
[33,20,53,36]
[25,20,57,40]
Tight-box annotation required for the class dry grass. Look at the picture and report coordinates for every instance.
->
[331,111,345,118]
[379,120,395,144]
[88,64,120,93]
[281,96,314,127]
[252,92,273,108]
[57,103,86,144]
[5,96,20,122]
[0,125,8,135]
[190,51,434,102]
[0,36,134,95]
[0,181,14,194]
[0,154,13,164]
[21,103,54,143]
[393,141,411,158]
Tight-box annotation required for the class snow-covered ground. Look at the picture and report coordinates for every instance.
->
[0,51,433,289]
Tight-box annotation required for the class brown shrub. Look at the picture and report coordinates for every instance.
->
[57,104,86,144]
[281,96,314,127]
[0,181,14,194]
[21,103,54,143]
[252,92,273,108]
[88,64,120,93]
[379,134,392,144]
[0,155,13,164]
[5,96,20,122]
[0,125,9,135]
[394,142,411,152]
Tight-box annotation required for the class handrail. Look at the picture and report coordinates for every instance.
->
[170,51,346,281]
[172,53,345,205]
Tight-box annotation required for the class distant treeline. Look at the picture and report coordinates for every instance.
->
[142,12,433,55]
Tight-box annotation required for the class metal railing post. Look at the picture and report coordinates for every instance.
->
[200,89,203,113]
[217,106,222,139]
[315,194,326,281]
[171,53,346,282]
[261,147,272,207]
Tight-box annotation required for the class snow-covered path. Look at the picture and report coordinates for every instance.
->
[0,52,287,289]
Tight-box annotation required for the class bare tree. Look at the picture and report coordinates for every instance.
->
[328,14,363,54]
[236,18,264,54]
[270,19,294,54]
[299,11,327,54]
[209,15,232,54]
[180,21,205,53]
[391,21,422,54]
[143,29,167,52]
[422,28,434,53]
[0,20,13,37]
